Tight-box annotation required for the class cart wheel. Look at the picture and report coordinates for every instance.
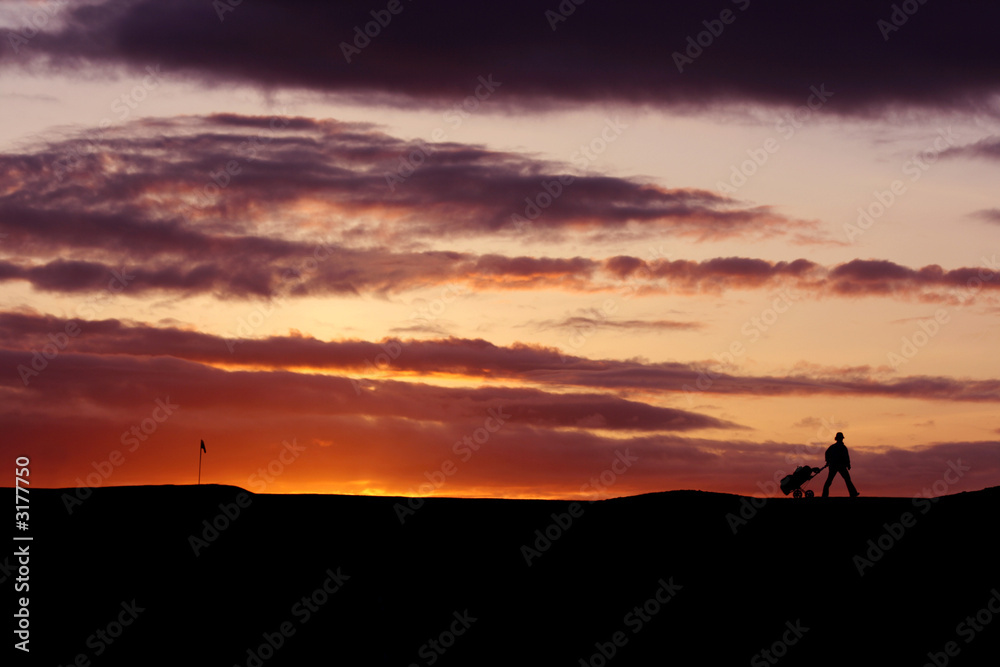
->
[805,490,814,498]
[793,489,803,499]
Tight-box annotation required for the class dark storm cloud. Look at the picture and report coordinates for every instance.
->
[7,0,1000,114]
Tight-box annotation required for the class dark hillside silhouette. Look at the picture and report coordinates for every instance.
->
[10,485,1000,665]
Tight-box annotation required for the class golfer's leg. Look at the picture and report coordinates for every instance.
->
[822,468,835,497]
[842,468,858,497]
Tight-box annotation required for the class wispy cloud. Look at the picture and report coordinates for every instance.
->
[3,312,999,403]
[941,137,1000,161]
[970,209,1000,225]
[537,316,704,333]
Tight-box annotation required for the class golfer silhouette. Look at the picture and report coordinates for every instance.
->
[822,432,859,498]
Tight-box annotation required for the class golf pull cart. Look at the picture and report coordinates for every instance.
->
[780,464,827,499]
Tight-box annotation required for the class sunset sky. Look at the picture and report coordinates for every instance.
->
[2,0,999,500]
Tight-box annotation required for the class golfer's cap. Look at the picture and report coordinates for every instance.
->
[835,432,844,440]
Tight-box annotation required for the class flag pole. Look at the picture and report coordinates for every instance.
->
[198,439,205,485]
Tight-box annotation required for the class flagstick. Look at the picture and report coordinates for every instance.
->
[198,445,202,485]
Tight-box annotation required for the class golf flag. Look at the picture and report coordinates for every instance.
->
[198,439,207,485]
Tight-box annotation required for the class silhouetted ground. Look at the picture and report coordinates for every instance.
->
[7,485,1000,665]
